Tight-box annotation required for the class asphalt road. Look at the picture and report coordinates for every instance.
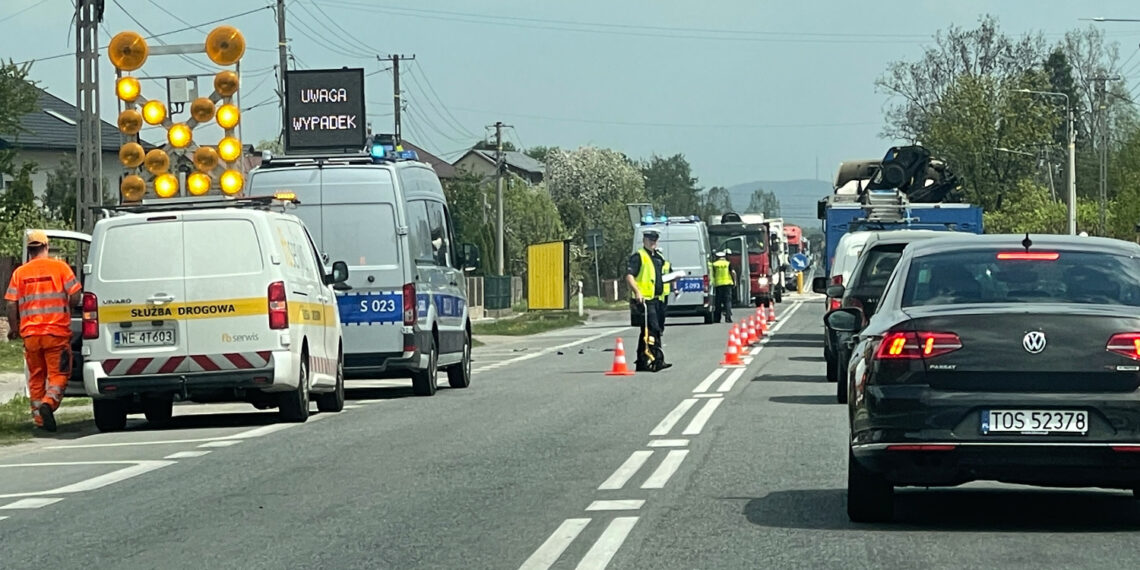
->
[4,295,1140,569]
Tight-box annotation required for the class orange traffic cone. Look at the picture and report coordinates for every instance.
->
[721,330,744,366]
[767,304,776,323]
[758,315,769,336]
[605,337,635,376]
[746,317,759,345]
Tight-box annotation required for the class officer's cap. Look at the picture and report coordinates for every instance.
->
[716,250,727,257]
[642,229,660,239]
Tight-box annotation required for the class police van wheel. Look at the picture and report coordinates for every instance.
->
[93,399,128,432]
[447,332,472,389]
[142,397,174,425]
[412,340,438,397]
[316,354,345,413]
[703,310,714,325]
[279,354,311,422]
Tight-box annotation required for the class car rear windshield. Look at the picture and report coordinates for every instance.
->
[98,222,183,281]
[659,240,701,266]
[853,244,905,290]
[184,219,264,278]
[902,249,1140,307]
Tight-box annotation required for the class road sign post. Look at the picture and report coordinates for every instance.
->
[585,229,603,299]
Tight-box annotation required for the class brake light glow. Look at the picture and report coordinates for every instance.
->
[831,275,843,286]
[403,283,417,326]
[268,281,288,330]
[81,292,99,339]
[829,298,841,310]
[874,331,962,359]
[702,274,709,292]
[1106,333,1140,360]
[1111,445,1140,453]
[996,252,1060,261]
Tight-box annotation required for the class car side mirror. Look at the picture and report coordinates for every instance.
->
[328,261,349,285]
[826,284,845,299]
[460,243,481,272]
[825,307,864,333]
[811,276,829,294]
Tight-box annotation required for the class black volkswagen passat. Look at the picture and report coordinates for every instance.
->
[828,234,1140,522]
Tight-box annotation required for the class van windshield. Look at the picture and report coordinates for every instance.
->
[659,240,701,266]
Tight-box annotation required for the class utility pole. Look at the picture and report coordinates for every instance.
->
[378,54,415,146]
[494,121,505,276]
[276,0,288,147]
[75,0,103,233]
[1093,75,1121,235]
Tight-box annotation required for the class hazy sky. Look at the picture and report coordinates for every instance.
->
[5,0,1140,188]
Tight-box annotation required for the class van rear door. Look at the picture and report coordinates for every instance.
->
[181,213,273,372]
[91,216,189,377]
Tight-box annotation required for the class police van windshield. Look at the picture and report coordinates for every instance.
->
[249,166,399,268]
[660,240,701,266]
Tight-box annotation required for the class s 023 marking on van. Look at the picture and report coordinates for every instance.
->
[336,291,403,324]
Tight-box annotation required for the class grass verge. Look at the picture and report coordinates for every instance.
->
[582,297,628,311]
[472,311,586,336]
[0,395,94,444]
[0,340,23,373]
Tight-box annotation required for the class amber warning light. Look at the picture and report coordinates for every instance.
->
[283,68,367,153]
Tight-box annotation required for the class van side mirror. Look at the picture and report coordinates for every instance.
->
[328,261,349,285]
[811,276,829,294]
[460,243,481,272]
[825,307,864,333]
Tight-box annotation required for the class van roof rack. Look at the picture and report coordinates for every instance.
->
[95,194,298,215]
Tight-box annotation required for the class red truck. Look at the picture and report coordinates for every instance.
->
[707,212,780,305]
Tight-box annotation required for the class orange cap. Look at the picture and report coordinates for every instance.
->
[26,229,49,246]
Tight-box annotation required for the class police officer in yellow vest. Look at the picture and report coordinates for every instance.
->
[626,229,671,371]
[712,250,736,323]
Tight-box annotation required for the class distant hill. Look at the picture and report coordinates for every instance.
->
[723,179,831,230]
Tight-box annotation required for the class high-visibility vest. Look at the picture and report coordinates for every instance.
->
[5,257,81,338]
[712,259,734,287]
[633,249,656,298]
[659,260,672,300]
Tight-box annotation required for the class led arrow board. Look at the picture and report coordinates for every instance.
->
[284,68,366,152]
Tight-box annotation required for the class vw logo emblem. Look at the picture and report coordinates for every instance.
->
[1022,331,1047,354]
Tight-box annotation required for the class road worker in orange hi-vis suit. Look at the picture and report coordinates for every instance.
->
[4,230,82,432]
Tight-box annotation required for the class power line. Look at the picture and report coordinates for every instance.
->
[0,0,50,25]
[403,69,476,141]
[307,0,374,48]
[404,95,471,145]
[288,3,375,60]
[447,105,880,129]
[408,62,477,138]
[112,0,218,74]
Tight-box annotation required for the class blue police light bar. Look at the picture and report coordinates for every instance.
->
[370,144,388,159]
[397,150,418,160]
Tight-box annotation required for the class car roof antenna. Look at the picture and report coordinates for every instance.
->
[1022,233,1032,252]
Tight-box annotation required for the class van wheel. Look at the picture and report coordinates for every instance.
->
[279,354,311,422]
[93,399,128,432]
[703,310,714,325]
[412,339,438,396]
[447,332,472,389]
[316,354,345,413]
[143,397,174,425]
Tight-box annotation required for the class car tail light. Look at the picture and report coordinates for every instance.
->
[831,275,843,286]
[702,274,709,292]
[829,298,841,310]
[403,283,417,326]
[81,292,99,339]
[996,252,1060,261]
[1106,333,1140,360]
[886,444,957,451]
[874,331,962,360]
[1112,445,1140,452]
[268,281,288,330]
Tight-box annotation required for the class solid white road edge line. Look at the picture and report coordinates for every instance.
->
[716,368,747,393]
[641,449,690,490]
[586,499,645,511]
[647,439,689,447]
[518,518,592,570]
[164,451,211,459]
[648,399,699,437]
[198,440,242,448]
[574,517,639,570]
[46,421,298,449]
[682,398,724,436]
[0,460,174,499]
[598,450,654,491]
[692,368,726,393]
[0,497,64,509]
[474,326,629,374]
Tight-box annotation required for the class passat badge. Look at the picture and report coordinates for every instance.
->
[1022,331,1047,354]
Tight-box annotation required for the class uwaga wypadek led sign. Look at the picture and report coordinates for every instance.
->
[284,68,366,152]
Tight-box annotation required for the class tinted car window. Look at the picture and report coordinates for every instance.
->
[902,249,1140,307]
[853,244,905,290]
[406,200,434,265]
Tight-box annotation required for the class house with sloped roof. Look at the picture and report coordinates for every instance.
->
[0,85,147,200]
[400,140,458,179]
[452,149,544,184]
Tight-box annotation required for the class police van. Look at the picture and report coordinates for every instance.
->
[81,195,349,431]
[629,215,714,324]
[247,145,480,396]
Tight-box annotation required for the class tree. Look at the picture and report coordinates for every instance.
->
[700,186,733,219]
[443,173,494,275]
[503,179,566,275]
[524,146,558,163]
[746,187,780,216]
[472,140,517,152]
[640,154,702,217]
[42,153,76,222]
[0,61,37,137]
[545,146,647,287]
[876,15,1046,142]
[255,138,283,154]
[0,161,60,256]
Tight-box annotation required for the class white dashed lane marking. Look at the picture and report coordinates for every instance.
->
[649,399,698,436]
[575,517,639,570]
[692,368,726,393]
[598,451,653,491]
[641,450,689,490]
[585,499,645,511]
[518,518,592,570]
[716,368,747,393]
[164,451,211,459]
[0,498,64,509]
[682,392,724,436]
[198,440,242,448]
[647,439,689,448]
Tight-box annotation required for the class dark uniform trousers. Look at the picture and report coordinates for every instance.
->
[632,299,663,368]
[714,285,734,323]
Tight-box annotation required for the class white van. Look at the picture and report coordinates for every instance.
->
[248,150,480,396]
[81,196,349,431]
[629,216,713,324]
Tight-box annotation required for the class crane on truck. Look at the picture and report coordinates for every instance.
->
[817,145,983,277]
